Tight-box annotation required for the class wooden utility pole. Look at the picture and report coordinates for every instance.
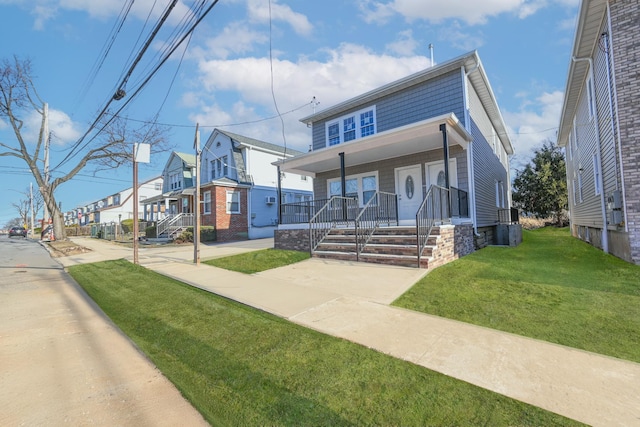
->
[133,144,139,265]
[194,123,201,266]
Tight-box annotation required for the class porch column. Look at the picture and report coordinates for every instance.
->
[439,123,450,189]
[277,165,282,224]
[339,152,346,221]
[339,152,346,197]
[440,123,451,219]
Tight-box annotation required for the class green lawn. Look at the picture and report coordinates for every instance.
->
[204,248,310,274]
[394,227,640,363]
[69,259,579,426]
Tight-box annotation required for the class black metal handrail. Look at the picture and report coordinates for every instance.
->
[450,186,470,218]
[280,198,331,224]
[498,207,519,224]
[308,196,359,253]
[354,192,398,260]
[416,185,450,267]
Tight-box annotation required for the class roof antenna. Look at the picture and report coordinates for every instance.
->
[429,43,435,67]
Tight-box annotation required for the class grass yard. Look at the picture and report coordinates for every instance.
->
[394,227,640,363]
[69,259,579,426]
[204,248,310,273]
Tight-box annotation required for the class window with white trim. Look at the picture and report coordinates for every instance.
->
[495,180,505,208]
[203,191,211,214]
[593,154,601,196]
[211,155,229,180]
[328,172,378,206]
[578,172,583,203]
[226,191,240,214]
[325,106,376,147]
[170,172,182,190]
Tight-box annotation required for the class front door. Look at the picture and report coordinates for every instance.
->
[395,165,423,224]
[426,159,458,189]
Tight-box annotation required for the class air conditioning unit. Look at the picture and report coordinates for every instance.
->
[265,196,277,204]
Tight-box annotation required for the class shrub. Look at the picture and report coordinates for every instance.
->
[145,224,157,238]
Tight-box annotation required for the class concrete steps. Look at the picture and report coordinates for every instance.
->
[312,226,439,268]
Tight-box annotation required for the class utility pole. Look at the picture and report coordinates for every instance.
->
[43,103,50,225]
[133,144,139,265]
[30,183,35,237]
[193,123,201,266]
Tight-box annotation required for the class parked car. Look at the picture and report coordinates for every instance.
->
[8,226,27,238]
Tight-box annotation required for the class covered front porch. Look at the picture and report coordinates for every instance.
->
[274,113,475,268]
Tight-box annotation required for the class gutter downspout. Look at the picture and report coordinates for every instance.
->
[462,65,480,237]
[605,4,628,232]
[572,55,608,253]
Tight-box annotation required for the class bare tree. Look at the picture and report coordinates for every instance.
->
[10,185,44,227]
[0,56,171,240]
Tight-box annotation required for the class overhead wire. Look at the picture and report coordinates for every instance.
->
[267,0,287,159]
[53,0,184,173]
[74,0,135,111]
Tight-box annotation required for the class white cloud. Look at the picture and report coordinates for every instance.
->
[503,90,564,171]
[246,0,313,36]
[22,108,82,146]
[385,30,420,57]
[195,21,268,60]
[438,22,485,51]
[361,0,550,25]
[191,43,430,151]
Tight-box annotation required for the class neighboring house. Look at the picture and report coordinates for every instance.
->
[142,151,197,222]
[65,176,163,225]
[275,51,517,268]
[199,129,313,241]
[558,0,640,264]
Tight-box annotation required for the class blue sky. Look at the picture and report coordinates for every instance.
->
[0,0,579,226]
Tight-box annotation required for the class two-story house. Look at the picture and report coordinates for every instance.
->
[200,129,313,241]
[275,51,516,268]
[558,0,640,264]
[66,176,163,226]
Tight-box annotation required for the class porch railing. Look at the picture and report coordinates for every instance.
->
[156,214,174,237]
[450,186,470,218]
[354,192,398,260]
[498,207,519,224]
[416,185,450,267]
[309,196,359,253]
[157,213,195,238]
[280,198,331,224]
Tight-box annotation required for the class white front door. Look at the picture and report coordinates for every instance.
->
[395,165,423,224]
[426,159,458,189]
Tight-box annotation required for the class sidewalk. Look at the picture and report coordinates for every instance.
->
[67,237,640,426]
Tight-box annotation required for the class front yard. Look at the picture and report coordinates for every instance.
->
[394,227,640,363]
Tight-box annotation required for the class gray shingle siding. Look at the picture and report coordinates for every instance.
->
[311,70,465,150]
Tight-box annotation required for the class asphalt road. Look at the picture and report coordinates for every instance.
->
[0,236,208,426]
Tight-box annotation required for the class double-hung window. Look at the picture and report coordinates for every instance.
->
[328,172,378,206]
[203,191,211,214]
[226,191,240,214]
[325,106,376,147]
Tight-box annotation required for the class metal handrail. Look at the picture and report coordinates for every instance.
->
[354,192,398,260]
[416,185,450,267]
[156,214,174,237]
[450,186,470,218]
[280,198,331,224]
[308,196,358,254]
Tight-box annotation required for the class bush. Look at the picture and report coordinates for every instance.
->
[145,224,157,238]
[174,226,216,244]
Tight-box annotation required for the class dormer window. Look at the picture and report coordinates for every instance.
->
[325,106,376,147]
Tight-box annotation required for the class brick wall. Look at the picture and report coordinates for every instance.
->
[201,185,248,242]
[610,0,640,264]
[274,229,310,252]
[428,224,474,269]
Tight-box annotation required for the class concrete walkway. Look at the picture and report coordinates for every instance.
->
[65,237,640,426]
